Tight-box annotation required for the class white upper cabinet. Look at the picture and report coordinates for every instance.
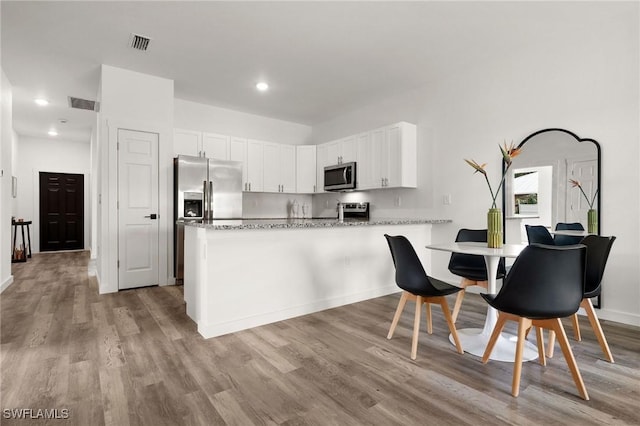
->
[355,132,375,190]
[230,137,248,189]
[322,136,356,165]
[380,122,417,188]
[340,135,357,163]
[263,142,296,193]
[280,145,296,193]
[316,143,329,193]
[246,139,264,192]
[296,145,317,194]
[350,122,417,190]
[174,129,202,157]
[202,133,230,160]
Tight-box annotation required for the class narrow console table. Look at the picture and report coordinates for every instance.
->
[11,220,32,263]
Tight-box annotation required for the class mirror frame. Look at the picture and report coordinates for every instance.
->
[502,128,602,305]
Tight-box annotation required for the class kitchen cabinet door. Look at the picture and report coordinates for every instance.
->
[296,145,317,193]
[325,140,341,165]
[341,135,357,163]
[316,143,329,193]
[356,132,376,190]
[383,122,417,188]
[280,144,296,193]
[230,137,248,190]
[247,139,264,192]
[174,129,201,157]
[262,142,281,193]
[202,133,230,160]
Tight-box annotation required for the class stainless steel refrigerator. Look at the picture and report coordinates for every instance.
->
[174,155,243,283]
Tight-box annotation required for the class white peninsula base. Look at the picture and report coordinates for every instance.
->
[183,223,433,339]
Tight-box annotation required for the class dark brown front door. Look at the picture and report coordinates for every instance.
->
[39,172,84,251]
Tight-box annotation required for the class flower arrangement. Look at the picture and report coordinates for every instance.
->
[569,179,598,209]
[465,141,522,209]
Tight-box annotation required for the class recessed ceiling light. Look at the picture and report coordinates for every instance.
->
[58,118,68,124]
[35,98,49,106]
[256,82,269,92]
[48,130,58,136]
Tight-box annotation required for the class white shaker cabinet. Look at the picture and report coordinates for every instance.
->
[174,129,202,157]
[383,122,417,188]
[296,145,317,193]
[230,137,248,189]
[202,133,230,160]
[263,143,296,193]
[315,143,330,193]
[246,139,265,192]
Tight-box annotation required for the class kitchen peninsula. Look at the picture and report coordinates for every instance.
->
[183,218,450,338]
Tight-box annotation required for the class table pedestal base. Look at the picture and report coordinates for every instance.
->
[450,328,539,362]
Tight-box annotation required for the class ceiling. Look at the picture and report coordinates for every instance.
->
[1,1,621,143]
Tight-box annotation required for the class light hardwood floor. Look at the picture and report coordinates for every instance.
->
[2,251,639,425]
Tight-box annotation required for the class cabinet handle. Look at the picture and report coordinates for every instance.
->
[203,151,206,158]
[313,185,316,192]
[385,178,389,186]
[381,177,384,186]
[249,182,251,191]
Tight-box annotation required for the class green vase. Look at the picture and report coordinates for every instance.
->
[487,208,503,248]
[587,209,597,234]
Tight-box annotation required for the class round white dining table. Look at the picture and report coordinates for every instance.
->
[425,242,538,362]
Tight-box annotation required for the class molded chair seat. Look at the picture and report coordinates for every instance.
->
[554,222,585,245]
[481,244,589,400]
[525,225,555,245]
[384,234,463,360]
[547,235,616,363]
[447,229,505,322]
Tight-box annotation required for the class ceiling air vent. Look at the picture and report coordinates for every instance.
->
[68,96,99,112]
[129,33,151,51]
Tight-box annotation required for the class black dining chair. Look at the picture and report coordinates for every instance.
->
[554,222,585,246]
[481,243,589,400]
[547,235,616,363]
[525,224,555,245]
[384,234,463,360]
[447,228,506,323]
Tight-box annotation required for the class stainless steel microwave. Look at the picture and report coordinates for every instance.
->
[324,162,357,191]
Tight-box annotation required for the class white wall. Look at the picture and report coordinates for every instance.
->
[174,99,312,145]
[311,3,640,326]
[97,65,174,293]
[13,136,91,253]
[0,69,14,291]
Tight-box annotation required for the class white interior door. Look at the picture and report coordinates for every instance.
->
[567,159,598,226]
[118,129,159,290]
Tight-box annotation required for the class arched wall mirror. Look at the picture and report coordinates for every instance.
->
[502,128,601,244]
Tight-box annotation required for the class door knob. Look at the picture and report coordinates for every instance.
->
[144,214,158,219]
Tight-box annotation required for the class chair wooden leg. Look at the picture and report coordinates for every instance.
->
[387,291,409,339]
[482,312,509,363]
[411,296,423,360]
[437,297,463,354]
[571,313,581,341]
[541,318,589,400]
[451,290,465,323]
[425,301,433,334]
[511,317,532,397]
[535,326,546,366]
[581,298,614,363]
[547,330,556,358]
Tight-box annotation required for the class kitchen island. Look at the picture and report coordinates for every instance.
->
[183,218,450,338]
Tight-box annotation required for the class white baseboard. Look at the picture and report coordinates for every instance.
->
[596,308,640,327]
[196,285,399,339]
[1,275,14,293]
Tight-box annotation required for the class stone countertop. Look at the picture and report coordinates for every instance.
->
[181,218,451,230]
